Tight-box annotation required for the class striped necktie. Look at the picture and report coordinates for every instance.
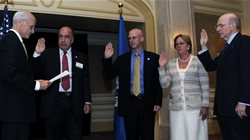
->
[22,42,28,58]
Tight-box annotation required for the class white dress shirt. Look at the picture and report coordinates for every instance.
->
[59,48,72,92]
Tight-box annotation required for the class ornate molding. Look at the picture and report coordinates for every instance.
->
[40,0,55,7]
[108,0,139,16]
[194,0,243,16]
[143,0,153,10]
[57,0,139,17]
[0,0,37,7]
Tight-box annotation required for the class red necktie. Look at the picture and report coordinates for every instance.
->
[61,52,70,91]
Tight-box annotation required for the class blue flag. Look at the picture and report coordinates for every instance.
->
[0,7,12,39]
[114,15,129,140]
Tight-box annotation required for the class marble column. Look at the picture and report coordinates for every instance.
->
[242,0,250,36]
[154,0,196,139]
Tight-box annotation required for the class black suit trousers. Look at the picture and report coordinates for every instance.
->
[44,93,83,140]
[217,113,250,140]
[1,122,30,140]
[124,96,155,140]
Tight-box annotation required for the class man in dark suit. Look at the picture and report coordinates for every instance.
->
[198,13,250,140]
[31,26,92,140]
[102,28,162,140]
[0,10,51,140]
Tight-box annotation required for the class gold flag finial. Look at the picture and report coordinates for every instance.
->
[4,0,8,8]
[118,2,123,15]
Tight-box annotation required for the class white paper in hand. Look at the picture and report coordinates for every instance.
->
[50,70,72,82]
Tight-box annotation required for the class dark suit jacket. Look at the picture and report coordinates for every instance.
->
[102,50,162,117]
[31,47,91,119]
[198,32,250,117]
[0,31,36,123]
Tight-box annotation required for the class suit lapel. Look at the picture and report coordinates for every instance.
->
[144,50,150,76]
[71,49,77,91]
[72,49,77,74]
[217,33,241,70]
[11,31,33,77]
[122,52,131,76]
[10,31,28,61]
[51,47,60,74]
[127,52,132,74]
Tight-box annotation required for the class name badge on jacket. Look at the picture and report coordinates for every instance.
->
[76,62,83,69]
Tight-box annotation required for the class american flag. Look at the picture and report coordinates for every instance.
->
[0,7,12,39]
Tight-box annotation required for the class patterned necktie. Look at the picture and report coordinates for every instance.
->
[22,42,28,58]
[133,53,141,96]
[221,43,229,55]
[61,52,70,91]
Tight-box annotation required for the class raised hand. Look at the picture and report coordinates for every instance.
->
[35,38,46,54]
[200,29,208,50]
[159,52,167,68]
[104,42,114,58]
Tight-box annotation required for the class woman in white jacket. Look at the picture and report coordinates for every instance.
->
[158,34,210,140]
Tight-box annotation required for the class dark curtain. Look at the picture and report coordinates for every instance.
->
[23,32,90,139]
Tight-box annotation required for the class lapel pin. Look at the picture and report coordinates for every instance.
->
[147,58,150,60]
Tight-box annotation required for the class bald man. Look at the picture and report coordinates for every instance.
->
[199,13,250,140]
[102,29,162,140]
[0,10,51,140]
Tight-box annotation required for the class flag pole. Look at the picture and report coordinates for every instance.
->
[113,2,128,140]
[4,0,8,8]
[118,2,123,16]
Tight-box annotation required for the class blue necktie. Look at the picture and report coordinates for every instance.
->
[221,43,229,54]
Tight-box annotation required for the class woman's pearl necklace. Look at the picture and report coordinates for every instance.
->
[178,55,191,62]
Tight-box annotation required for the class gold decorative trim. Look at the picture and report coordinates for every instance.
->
[0,0,37,6]
[40,0,55,7]
[57,0,139,17]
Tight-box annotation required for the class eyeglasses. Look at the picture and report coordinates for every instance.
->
[175,42,185,46]
[30,25,35,30]
[128,36,137,40]
[58,35,71,40]
[215,23,230,29]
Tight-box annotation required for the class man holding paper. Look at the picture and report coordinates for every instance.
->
[0,10,52,140]
[31,26,91,140]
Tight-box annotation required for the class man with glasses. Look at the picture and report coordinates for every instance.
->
[102,28,162,140]
[198,13,250,140]
[0,10,52,140]
[31,26,92,140]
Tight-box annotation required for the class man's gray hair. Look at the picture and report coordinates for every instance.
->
[12,11,29,25]
[232,16,240,30]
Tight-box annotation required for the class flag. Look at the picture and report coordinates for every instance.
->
[0,7,12,39]
[114,15,129,140]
